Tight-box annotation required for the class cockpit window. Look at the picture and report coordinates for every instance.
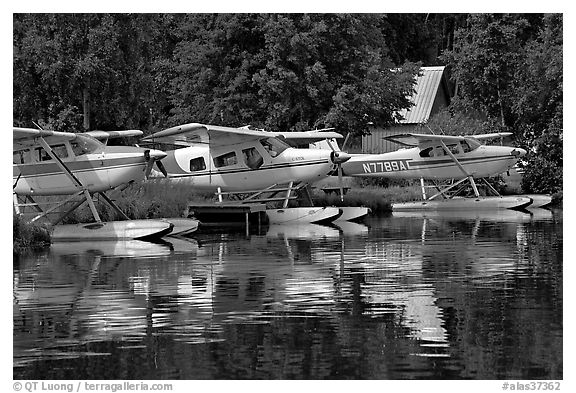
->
[446,144,460,155]
[71,135,103,156]
[36,144,69,161]
[260,137,288,158]
[420,139,476,158]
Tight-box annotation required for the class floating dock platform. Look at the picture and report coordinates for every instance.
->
[184,202,267,235]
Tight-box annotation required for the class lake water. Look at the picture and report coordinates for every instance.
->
[13,208,563,380]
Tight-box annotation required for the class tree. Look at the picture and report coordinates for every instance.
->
[512,14,562,194]
[168,14,419,135]
[441,14,537,127]
[13,14,182,131]
[441,13,562,194]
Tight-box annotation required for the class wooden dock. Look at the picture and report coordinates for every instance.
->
[184,202,268,235]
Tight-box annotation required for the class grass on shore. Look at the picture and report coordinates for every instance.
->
[60,179,215,223]
[311,184,422,213]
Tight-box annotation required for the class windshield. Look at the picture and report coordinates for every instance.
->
[70,134,104,156]
[260,137,289,158]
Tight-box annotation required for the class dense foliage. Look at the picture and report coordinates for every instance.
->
[13,216,51,254]
[441,14,562,194]
[13,13,562,193]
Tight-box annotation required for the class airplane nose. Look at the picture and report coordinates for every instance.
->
[143,149,168,178]
[511,148,527,158]
[331,151,351,164]
[145,149,167,161]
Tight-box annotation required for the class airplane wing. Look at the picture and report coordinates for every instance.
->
[383,133,468,147]
[85,130,143,140]
[142,123,342,147]
[469,132,513,141]
[13,127,78,150]
[142,123,272,147]
[270,128,343,145]
[14,127,144,150]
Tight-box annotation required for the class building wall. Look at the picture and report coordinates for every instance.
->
[361,66,452,154]
[362,125,420,154]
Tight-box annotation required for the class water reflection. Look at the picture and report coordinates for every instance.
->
[14,209,562,379]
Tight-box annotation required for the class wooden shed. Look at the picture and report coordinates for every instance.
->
[362,66,452,153]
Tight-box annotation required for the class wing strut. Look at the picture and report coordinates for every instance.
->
[438,139,480,198]
[37,137,102,222]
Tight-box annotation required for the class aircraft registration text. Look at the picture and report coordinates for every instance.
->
[362,160,411,173]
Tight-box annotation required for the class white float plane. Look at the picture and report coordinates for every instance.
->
[309,132,530,210]
[141,123,354,223]
[13,127,175,240]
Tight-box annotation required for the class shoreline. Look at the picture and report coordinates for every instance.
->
[14,181,562,254]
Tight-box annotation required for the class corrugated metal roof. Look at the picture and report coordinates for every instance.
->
[397,66,446,124]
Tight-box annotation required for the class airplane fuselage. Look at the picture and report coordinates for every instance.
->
[13,144,161,196]
[157,140,336,191]
[341,145,523,179]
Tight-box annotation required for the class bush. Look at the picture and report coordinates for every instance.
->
[354,176,415,188]
[520,128,563,194]
[13,215,51,254]
[521,155,563,194]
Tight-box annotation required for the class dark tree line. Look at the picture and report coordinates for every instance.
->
[13,13,562,193]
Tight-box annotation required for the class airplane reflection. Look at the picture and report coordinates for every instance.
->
[16,211,551,365]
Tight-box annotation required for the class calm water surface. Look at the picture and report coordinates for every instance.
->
[13,209,563,379]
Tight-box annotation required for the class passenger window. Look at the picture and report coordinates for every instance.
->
[36,144,68,161]
[419,147,433,158]
[242,147,264,169]
[214,151,238,168]
[436,146,448,156]
[13,149,31,164]
[190,157,206,172]
[461,141,472,153]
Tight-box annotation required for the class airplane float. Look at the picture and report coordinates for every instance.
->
[12,127,195,240]
[305,132,532,210]
[141,123,368,223]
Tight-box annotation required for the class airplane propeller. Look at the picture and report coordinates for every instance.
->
[144,149,168,179]
[326,138,351,202]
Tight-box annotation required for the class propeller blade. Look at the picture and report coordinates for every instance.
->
[156,160,168,177]
[338,164,344,202]
[144,160,154,179]
[143,149,153,179]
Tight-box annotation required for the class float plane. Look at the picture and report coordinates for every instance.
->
[13,127,176,240]
[141,123,362,223]
[307,132,531,210]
